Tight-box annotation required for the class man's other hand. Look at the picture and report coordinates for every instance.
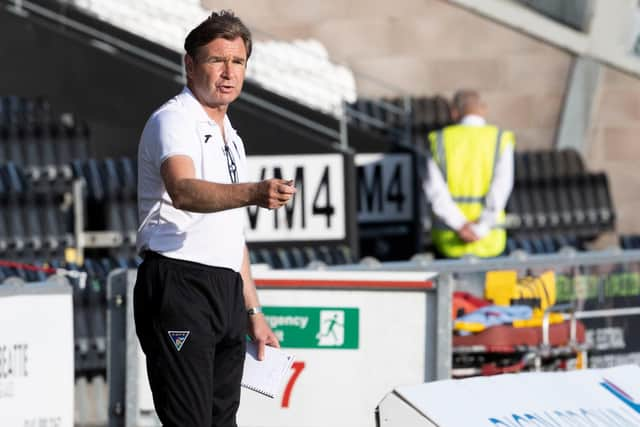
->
[457,222,479,243]
[248,313,280,361]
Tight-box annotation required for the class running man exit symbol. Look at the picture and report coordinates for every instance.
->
[316,310,345,346]
[264,306,358,349]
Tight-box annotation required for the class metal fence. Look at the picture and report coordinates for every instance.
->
[330,248,640,371]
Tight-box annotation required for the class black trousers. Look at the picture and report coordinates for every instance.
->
[134,252,247,427]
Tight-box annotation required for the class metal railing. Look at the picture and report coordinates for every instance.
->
[326,248,640,273]
[328,248,640,376]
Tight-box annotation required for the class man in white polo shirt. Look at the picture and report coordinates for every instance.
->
[134,10,296,427]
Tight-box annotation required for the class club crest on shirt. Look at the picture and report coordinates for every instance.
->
[168,331,190,351]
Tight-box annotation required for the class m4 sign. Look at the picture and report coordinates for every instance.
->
[355,153,414,223]
[245,154,346,242]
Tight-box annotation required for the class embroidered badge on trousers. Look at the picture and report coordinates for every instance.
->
[168,331,190,351]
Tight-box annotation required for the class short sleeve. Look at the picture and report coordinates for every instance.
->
[141,109,199,171]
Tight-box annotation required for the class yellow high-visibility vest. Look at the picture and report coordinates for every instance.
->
[428,124,515,258]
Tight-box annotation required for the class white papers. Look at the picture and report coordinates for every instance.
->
[241,341,295,398]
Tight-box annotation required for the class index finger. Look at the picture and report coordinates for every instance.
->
[278,184,296,194]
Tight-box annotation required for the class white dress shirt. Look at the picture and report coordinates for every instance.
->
[424,115,514,238]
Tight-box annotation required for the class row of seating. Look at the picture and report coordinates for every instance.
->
[1,95,89,174]
[515,148,585,181]
[0,101,98,261]
[507,150,615,239]
[0,261,53,283]
[249,245,355,269]
[0,162,74,258]
[1,95,53,125]
[72,157,137,200]
[505,234,584,255]
[620,234,640,250]
[72,158,138,250]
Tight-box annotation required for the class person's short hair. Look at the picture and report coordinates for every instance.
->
[452,90,480,115]
[184,10,252,61]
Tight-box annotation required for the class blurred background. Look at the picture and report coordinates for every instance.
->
[2,0,640,426]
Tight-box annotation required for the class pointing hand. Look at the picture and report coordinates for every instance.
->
[255,178,296,209]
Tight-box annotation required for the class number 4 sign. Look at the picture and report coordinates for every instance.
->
[355,153,414,223]
[245,154,346,242]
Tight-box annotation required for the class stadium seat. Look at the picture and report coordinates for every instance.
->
[505,149,615,255]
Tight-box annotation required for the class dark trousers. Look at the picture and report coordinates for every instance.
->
[133,252,247,427]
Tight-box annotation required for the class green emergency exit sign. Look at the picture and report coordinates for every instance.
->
[263,306,359,349]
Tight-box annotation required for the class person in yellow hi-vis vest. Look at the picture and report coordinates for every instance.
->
[424,90,515,258]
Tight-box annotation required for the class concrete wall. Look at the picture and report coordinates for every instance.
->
[203,0,574,151]
[587,66,640,234]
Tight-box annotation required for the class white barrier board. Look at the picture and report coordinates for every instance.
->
[237,270,435,427]
[390,365,640,427]
[0,287,74,427]
[132,269,436,427]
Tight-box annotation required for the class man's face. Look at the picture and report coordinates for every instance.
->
[186,36,247,110]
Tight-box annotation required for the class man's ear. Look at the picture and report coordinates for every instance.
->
[184,54,194,79]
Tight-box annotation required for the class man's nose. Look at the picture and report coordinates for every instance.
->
[221,60,231,76]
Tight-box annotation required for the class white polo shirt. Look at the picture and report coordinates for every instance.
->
[136,87,248,271]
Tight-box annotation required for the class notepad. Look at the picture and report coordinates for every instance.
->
[241,341,295,398]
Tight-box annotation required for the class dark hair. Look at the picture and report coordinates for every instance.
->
[184,10,252,60]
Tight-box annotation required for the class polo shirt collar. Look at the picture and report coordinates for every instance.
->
[179,86,239,140]
[180,86,211,123]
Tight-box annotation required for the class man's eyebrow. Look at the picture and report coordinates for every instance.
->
[204,55,246,62]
